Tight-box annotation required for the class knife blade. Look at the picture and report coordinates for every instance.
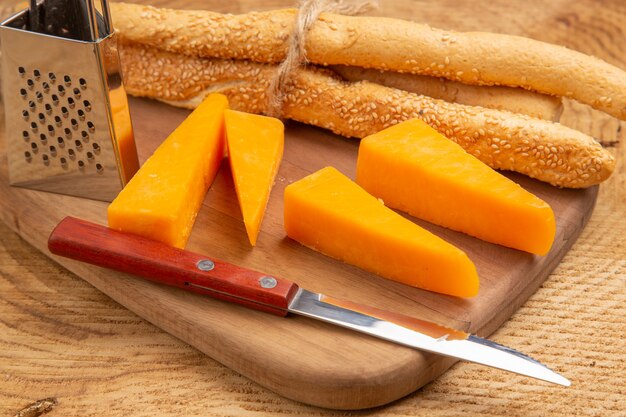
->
[47,216,570,387]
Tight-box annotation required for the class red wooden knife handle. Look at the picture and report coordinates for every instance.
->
[48,217,300,316]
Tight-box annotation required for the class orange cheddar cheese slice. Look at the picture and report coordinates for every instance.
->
[356,119,556,255]
[225,110,284,246]
[284,166,479,298]
[108,94,228,248]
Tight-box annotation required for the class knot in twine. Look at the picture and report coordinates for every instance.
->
[266,0,379,118]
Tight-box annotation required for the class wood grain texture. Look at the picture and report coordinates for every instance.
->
[0,0,624,415]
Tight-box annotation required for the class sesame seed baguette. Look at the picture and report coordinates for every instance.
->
[110,2,626,120]
[119,42,614,188]
[333,66,563,121]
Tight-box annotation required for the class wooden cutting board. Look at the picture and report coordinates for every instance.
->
[0,95,597,409]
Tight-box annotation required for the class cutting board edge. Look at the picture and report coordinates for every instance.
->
[474,185,599,338]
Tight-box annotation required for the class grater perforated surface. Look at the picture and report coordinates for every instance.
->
[18,66,105,175]
[1,8,138,201]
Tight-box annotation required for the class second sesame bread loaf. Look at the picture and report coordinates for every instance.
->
[332,66,563,121]
[119,42,615,189]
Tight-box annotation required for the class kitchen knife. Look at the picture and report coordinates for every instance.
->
[48,216,570,387]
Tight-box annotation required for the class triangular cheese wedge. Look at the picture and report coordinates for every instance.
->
[225,110,284,246]
[108,94,228,249]
[356,119,556,255]
[284,167,479,298]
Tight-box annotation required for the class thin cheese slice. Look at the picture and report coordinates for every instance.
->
[284,167,479,298]
[108,94,228,248]
[225,110,284,246]
[356,119,556,255]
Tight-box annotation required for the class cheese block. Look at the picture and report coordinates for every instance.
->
[225,110,284,246]
[356,119,556,255]
[108,94,228,248]
[284,167,479,298]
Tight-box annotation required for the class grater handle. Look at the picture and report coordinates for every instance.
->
[36,0,103,41]
[84,0,98,41]
[85,0,113,40]
[99,0,113,35]
[29,0,41,33]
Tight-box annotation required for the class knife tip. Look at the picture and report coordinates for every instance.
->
[553,374,571,387]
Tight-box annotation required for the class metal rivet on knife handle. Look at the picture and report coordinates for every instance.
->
[196,259,215,271]
[259,276,278,289]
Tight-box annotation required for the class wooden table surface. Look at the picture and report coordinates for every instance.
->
[1,1,625,416]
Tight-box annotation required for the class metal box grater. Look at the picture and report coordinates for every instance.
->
[0,0,139,201]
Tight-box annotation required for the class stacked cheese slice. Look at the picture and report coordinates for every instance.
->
[108,94,284,249]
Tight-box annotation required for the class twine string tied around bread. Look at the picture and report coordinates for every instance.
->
[266,0,379,118]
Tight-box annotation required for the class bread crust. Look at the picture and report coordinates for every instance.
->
[333,66,563,121]
[119,43,614,189]
[110,2,626,120]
